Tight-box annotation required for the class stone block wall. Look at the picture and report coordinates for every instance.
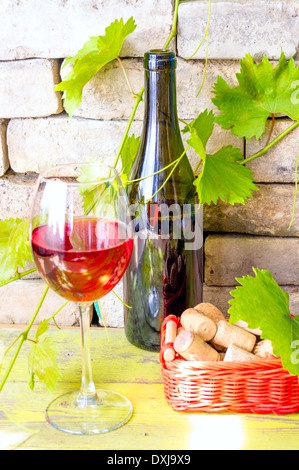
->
[0,0,299,326]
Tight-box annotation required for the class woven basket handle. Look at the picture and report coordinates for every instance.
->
[159,315,181,364]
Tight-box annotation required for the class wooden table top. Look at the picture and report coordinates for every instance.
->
[1,325,299,450]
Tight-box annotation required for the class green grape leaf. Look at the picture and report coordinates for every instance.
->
[0,218,33,283]
[77,133,140,214]
[182,109,215,161]
[184,109,258,205]
[77,160,113,216]
[194,146,258,205]
[55,17,137,117]
[78,161,121,218]
[212,51,299,139]
[120,133,140,181]
[35,319,50,339]
[62,36,99,69]
[182,108,215,149]
[187,128,207,161]
[28,321,61,392]
[228,268,299,377]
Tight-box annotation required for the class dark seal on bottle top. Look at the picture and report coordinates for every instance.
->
[144,49,176,71]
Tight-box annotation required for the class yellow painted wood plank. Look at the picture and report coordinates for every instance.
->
[1,382,189,450]
[2,327,299,450]
[0,327,162,385]
[3,381,299,450]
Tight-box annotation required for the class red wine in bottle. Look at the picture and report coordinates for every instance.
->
[123,50,203,351]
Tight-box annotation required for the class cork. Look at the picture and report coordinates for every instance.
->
[224,344,259,362]
[174,329,220,362]
[253,339,277,358]
[233,320,262,336]
[180,308,217,342]
[194,302,226,323]
[212,320,256,352]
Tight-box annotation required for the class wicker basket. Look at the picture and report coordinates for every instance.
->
[160,315,299,414]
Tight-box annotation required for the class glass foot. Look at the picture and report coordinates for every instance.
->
[45,389,133,435]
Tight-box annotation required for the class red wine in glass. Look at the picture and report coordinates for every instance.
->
[31,217,133,303]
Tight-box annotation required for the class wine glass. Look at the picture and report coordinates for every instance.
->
[29,162,133,435]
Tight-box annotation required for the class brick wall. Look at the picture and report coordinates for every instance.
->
[1,0,299,326]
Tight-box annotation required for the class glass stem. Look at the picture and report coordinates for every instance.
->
[76,303,99,408]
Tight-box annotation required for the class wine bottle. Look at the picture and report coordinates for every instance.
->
[123,50,203,351]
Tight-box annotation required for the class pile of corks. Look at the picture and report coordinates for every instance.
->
[163,303,277,363]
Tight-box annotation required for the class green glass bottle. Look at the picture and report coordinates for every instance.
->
[123,50,203,351]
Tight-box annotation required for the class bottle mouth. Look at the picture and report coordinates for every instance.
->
[144,49,176,71]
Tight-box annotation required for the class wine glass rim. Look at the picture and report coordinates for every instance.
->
[38,162,119,185]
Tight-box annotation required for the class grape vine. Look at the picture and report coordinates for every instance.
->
[1,0,299,394]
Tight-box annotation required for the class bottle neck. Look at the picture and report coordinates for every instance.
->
[129,51,195,201]
[143,68,180,134]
